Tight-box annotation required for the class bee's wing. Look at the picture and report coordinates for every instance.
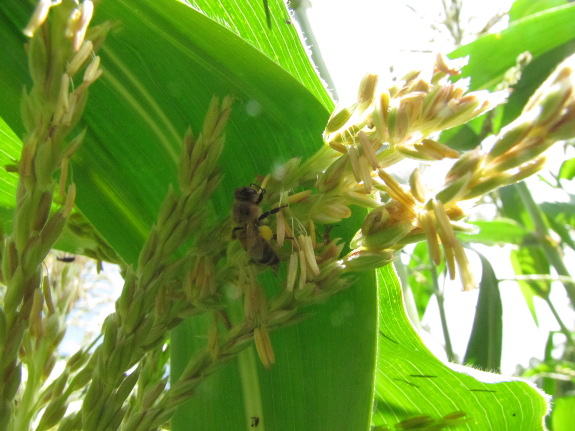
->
[196,217,233,255]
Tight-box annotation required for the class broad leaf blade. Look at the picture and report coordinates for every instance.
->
[441,5,575,151]
[510,246,550,326]
[183,0,332,108]
[172,271,378,431]
[373,265,548,430]
[500,39,575,128]
[511,246,551,299]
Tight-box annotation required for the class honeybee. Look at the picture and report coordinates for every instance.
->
[232,184,285,267]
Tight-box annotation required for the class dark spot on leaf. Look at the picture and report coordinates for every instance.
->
[379,330,398,344]
[392,378,420,388]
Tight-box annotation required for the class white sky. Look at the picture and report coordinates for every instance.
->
[305,0,514,102]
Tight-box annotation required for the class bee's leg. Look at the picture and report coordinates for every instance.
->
[250,183,266,204]
[323,225,335,245]
[258,204,288,222]
[271,233,294,241]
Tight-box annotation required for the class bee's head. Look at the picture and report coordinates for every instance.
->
[235,186,260,203]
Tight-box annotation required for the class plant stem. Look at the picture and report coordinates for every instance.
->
[430,263,456,362]
[516,181,575,308]
[289,0,339,100]
[543,296,575,350]
[500,275,575,284]
[394,259,422,331]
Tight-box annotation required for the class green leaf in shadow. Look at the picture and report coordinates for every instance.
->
[510,246,550,326]
[464,253,503,373]
[500,39,575,127]
[541,201,575,253]
[450,3,575,90]
[172,271,378,430]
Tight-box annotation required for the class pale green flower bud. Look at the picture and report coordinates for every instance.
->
[373,91,390,142]
[23,0,51,37]
[409,168,426,203]
[358,131,380,170]
[254,326,275,369]
[387,104,409,144]
[67,40,93,76]
[143,380,168,410]
[316,154,348,192]
[71,0,94,51]
[325,106,354,134]
[435,173,472,205]
[83,55,102,84]
[343,249,394,272]
[102,315,118,357]
[445,149,484,183]
[361,221,414,251]
[358,73,378,108]
[115,368,140,403]
[37,393,68,429]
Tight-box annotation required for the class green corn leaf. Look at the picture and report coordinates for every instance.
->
[510,246,550,326]
[0,117,19,235]
[558,158,575,181]
[372,265,547,430]
[541,201,575,252]
[450,3,575,91]
[463,253,503,373]
[458,219,530,246]
[551,396,575,431]
[509,0,569,22]
[498,184,536,231]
